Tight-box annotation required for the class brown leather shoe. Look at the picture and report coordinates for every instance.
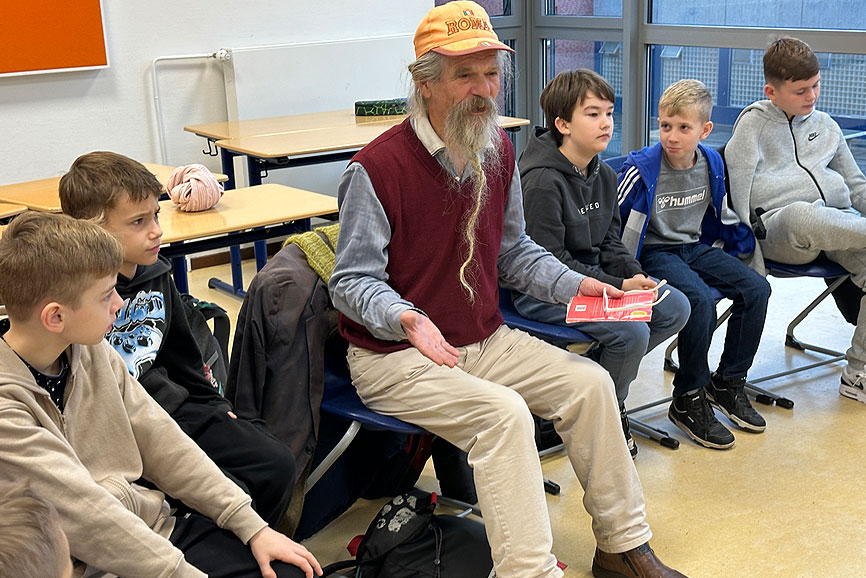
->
[592,542,688,578]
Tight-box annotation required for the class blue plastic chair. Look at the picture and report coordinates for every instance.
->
[498,288,680,450]
[305,349,428,493]
[308,342,483,514]
[742,257,849,406]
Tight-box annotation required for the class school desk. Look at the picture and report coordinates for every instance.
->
[185,109,530,188]
[158,183,337,296]
[0,203,26,221]
[0,164,228,213]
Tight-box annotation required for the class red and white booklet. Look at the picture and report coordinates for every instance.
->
[566,281,670,323]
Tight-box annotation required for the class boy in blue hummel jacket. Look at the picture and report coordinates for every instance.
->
[617,79,771,450]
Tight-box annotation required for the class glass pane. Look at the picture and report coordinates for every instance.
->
[435,0,511,17]
[548,0,622,18]
[648,45,866,172]
[650,0,866,30]
[496,40,517,117]
[542,39,623,157]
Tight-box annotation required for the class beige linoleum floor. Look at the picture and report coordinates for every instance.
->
[188,258,866,578]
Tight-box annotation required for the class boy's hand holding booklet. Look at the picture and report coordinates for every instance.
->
[566,280,670,323]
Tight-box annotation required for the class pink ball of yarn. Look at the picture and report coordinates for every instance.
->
[167,164,224,212]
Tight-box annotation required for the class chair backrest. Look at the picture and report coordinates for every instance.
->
[603,154,628,173]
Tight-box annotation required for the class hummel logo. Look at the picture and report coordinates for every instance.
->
[808,132,819,141]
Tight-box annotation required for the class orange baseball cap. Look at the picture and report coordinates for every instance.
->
[413,1,514,59]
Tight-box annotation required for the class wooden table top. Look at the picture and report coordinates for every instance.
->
[0,164,229,213]
[212,115,531,159]
[184,109,392,140]
[160,183,337,244]
[0,203,27,220]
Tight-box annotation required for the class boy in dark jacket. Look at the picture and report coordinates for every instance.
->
[515,69,690,457]
[617,79,771,450]
[59,151,295,526]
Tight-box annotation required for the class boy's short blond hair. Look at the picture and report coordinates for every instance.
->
[59,151,162,222]
[0,488,68,578]
[763,37,819,86]
[658,79,713,123]
[540,69,616,146]
[0,212,122,319]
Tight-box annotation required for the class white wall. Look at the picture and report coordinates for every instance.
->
[0,1,430,185]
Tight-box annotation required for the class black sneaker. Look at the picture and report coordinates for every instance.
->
[668,389,735,449]
[620,405,638,459]
[707,373,766,433]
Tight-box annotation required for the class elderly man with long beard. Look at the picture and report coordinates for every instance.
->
[329,3,688,578]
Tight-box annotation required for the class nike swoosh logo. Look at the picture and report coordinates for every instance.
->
[808,133,819,141]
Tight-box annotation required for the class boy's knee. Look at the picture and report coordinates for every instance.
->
[604,323,651,355]
[743,273,772,302]
[687,290,716,319]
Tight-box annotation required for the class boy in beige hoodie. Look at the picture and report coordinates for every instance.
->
[0,211,320,578]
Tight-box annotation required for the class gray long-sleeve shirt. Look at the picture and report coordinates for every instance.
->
[328,116,586,343]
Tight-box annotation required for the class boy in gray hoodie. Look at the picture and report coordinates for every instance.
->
[726,37,866,403]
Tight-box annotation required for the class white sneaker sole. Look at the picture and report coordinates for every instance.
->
[839,382,866,404]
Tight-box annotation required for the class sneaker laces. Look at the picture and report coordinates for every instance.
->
[729,385,755,414]
[845,372,866,390]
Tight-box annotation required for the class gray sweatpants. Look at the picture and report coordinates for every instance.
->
[760,200,866,379]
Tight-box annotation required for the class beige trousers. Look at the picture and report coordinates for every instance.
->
[347,325,651,578]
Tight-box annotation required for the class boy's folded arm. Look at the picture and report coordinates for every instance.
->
[0,405,206,578]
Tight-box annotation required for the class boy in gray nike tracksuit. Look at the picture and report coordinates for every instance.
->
[726,37,866,403]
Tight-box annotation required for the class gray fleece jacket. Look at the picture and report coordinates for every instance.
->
[725,99,866,272]
[726,99,866,223]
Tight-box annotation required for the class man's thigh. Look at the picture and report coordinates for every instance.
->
[347,328,614,446]
[347,343,535,452]
[463,325,617,422]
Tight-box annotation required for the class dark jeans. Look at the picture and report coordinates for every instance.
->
[170,513,306,578]
[640,243,771,396]
[172,402,295,526]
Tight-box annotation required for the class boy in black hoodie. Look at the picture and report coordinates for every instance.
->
[59,152,295,528]
[514,70,690,457]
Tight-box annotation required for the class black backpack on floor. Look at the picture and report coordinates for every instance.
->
[321,489,494,578]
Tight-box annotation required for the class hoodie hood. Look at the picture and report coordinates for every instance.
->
[519,126,601,185]
[733,99,814,130]
[116,255,172,293]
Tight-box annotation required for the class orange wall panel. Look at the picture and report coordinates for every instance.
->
[1,0,107,75]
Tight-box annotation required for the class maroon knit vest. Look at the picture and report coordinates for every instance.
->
[339,119,515,353]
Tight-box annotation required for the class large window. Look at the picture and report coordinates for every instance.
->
[651,0,866,30]
[435,0,511,16]
[543,38,624,156]
[547,0,622,17]
[648,45,866,170]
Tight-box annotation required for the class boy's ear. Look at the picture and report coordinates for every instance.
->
[764,83,776,101]
[700,120,714,140]
[553,116,571,138]
[40,302,67,335]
